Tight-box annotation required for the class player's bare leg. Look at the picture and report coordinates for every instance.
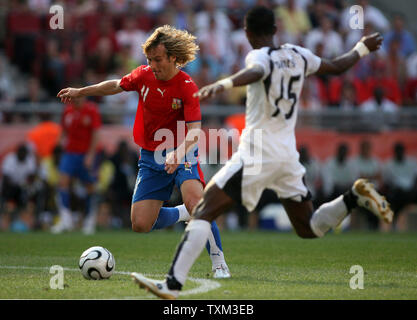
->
[181,179,231,278]
[282,178,393,238]
[131,199,163,233]
[280,198,316,238]
[180,179,203,214]
[130,198,195,233]
[131,181,234,299]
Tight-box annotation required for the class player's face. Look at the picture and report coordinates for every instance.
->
[146,44,177,81]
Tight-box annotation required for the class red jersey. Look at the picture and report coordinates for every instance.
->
[120,65,201,151]
[61,102,101,153]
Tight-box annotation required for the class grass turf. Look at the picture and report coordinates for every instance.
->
[0,230,416,300]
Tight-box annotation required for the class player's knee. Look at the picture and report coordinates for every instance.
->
[131,211,153,233]
[131,218,153,233]
[184,196,201,216]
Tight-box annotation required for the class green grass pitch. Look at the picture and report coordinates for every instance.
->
[0,230,416,299]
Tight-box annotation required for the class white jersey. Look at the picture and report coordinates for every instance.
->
[212,44,322,211]
[241,44,321,157]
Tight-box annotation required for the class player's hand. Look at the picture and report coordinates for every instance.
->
[361,32,383,52]
[165,151,180,174]
[57,87,81,104]
[193,82,225,101]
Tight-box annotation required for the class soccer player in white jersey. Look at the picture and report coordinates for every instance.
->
[131,6,393,299]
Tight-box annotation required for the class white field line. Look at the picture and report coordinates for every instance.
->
[0,265,221,297]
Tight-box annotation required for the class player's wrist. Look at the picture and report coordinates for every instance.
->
[353,42,370,58]
[216,78,233,90]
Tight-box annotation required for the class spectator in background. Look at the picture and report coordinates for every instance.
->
[87,37,118,83]
[0,144,38,231]
[338,80,358,110]
[16,77,48,122]
[94,149,117,228]
[360,87,398,113]
[273,15,296,46]
[382,13,416,58]
[382,143,417,232]
[116,16,148,66]
[17,77,47,104]
[96,149,115,194]
[352,140,382,189]
[194,0,232,35]
[275,0,312,41]
[26,112,62,160]
[322,143,358,200]
[384,36,407,89]
[307,0,341,29]
[299,78,322,110]
[185,44,222,88]
[197,15,233,75]
[231,19,253,69]
[109,140,138,227]
[143,0,167,14]
[403,50,417,106]
[305,15,343,59]
[39,145,63,228]
[28,0,51,14]
[407,51,417,79]
[192,60,215,91]
[65,40,86,86]
[85,17,119,57]
[7,0,40,74]
[0,55,16,109]
[170,0,196,31]
[41,38,66,98]
[366,58,403,105]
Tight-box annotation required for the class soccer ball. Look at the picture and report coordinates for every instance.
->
[79,246,115,280]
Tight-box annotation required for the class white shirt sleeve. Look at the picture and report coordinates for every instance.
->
[291,45,322,77]
[245,49,271,81]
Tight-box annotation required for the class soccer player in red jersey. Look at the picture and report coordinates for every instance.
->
[52,95,101,234]
[57,25,230,278]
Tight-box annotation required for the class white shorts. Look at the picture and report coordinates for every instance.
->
[212,146,310,212]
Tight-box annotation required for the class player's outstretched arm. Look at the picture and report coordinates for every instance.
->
[315,32,383,76]
[194,65,264,101]
[57,79,123,104]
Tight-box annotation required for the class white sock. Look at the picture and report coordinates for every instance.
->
[171,219,211,285]
[176,204,191,222]
[310,195,348,237]
[207,231,226,269]
[60,208,73,226]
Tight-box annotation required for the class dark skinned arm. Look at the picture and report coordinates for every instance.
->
[315,32,383,76]
[195,33,383,100]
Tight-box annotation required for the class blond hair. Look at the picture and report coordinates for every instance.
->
[142,25,199,67]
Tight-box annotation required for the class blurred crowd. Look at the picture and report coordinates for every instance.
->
[1,136,416,233]
[0,0,417,124]
[0,139,139,232]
